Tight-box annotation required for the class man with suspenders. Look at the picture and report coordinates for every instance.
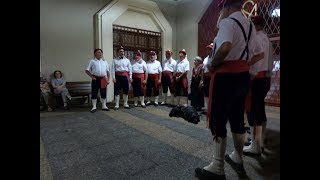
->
[195,0,264,179]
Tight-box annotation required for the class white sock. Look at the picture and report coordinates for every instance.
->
[101,98,108,109]
[123,94,129,107]
[91,99,97,110]
[115,95,120,108]
[140,96,145,106]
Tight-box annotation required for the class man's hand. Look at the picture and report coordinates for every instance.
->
[199,80,204,88]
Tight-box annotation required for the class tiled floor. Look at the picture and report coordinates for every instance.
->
[40,102,280,180]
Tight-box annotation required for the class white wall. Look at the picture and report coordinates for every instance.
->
[40,0,112,80]
[176,0,212,80]
[114,10,161,32]
[40,0,212,97]
[95,0,173,102]
[152,1,177,59]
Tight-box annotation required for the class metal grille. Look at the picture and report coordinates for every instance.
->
[113,25,162,62]
[256,0,280,106]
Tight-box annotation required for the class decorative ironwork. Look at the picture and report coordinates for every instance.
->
[257,0,280,106]
[113,25,162,62]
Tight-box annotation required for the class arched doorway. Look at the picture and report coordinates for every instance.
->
[94,0,172,102]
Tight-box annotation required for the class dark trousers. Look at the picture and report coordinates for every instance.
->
[174,80,188,96]
[162,75,174,94]
[146,78,159,97]
[190,77,204,110]
[114,75,129,95]
[203,76,211,97]
[210,72,250,137]
[248,77,271,126]
[132,78,144,97]
[91,78,106,99]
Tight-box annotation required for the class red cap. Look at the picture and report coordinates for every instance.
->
[206,43,214,49]
[251,15,264,25]
[165,49,172,55]
[179,49,187,55]
[117,46,124,52]
[149,51,156,55]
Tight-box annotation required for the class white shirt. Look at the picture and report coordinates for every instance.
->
[176,58,190,73]
[203,38,218,73]
[131,59,147,74]
[86,58,110,77]
[202,55,210,73]
[250,30,273,76]
[215,11,263,61]
[146,60,162,74]
[162,58,177,72]
[112,56,132,79]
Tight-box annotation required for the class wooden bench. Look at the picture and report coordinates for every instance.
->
[65,81,91,104]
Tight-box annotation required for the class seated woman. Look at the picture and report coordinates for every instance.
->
[51,70,72,110]
[40,76,53,112]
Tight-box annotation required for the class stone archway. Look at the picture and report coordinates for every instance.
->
[94,0,172,102]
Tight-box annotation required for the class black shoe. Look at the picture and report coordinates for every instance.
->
[102,108,110,111]
[64,106,70,110]
[243,151,261,157]
[114,107,119,110]
[244,141,251,146]
[154,103,159,107]
[194,168,226,180]
[141,104,146,108]
[90,109,97,113]
[225,154,246,177]
[124,106,131,109]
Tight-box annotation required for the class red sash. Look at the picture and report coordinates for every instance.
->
[133,73,145,90]
[176,72,188,89]
[207,60,250,128]
[116,71,130,86]
[162,71,173,82]
[148,74,160,89]
[95,76,108,89]
[254,70,267,79]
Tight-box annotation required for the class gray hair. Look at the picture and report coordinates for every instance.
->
[194,56,202,61]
